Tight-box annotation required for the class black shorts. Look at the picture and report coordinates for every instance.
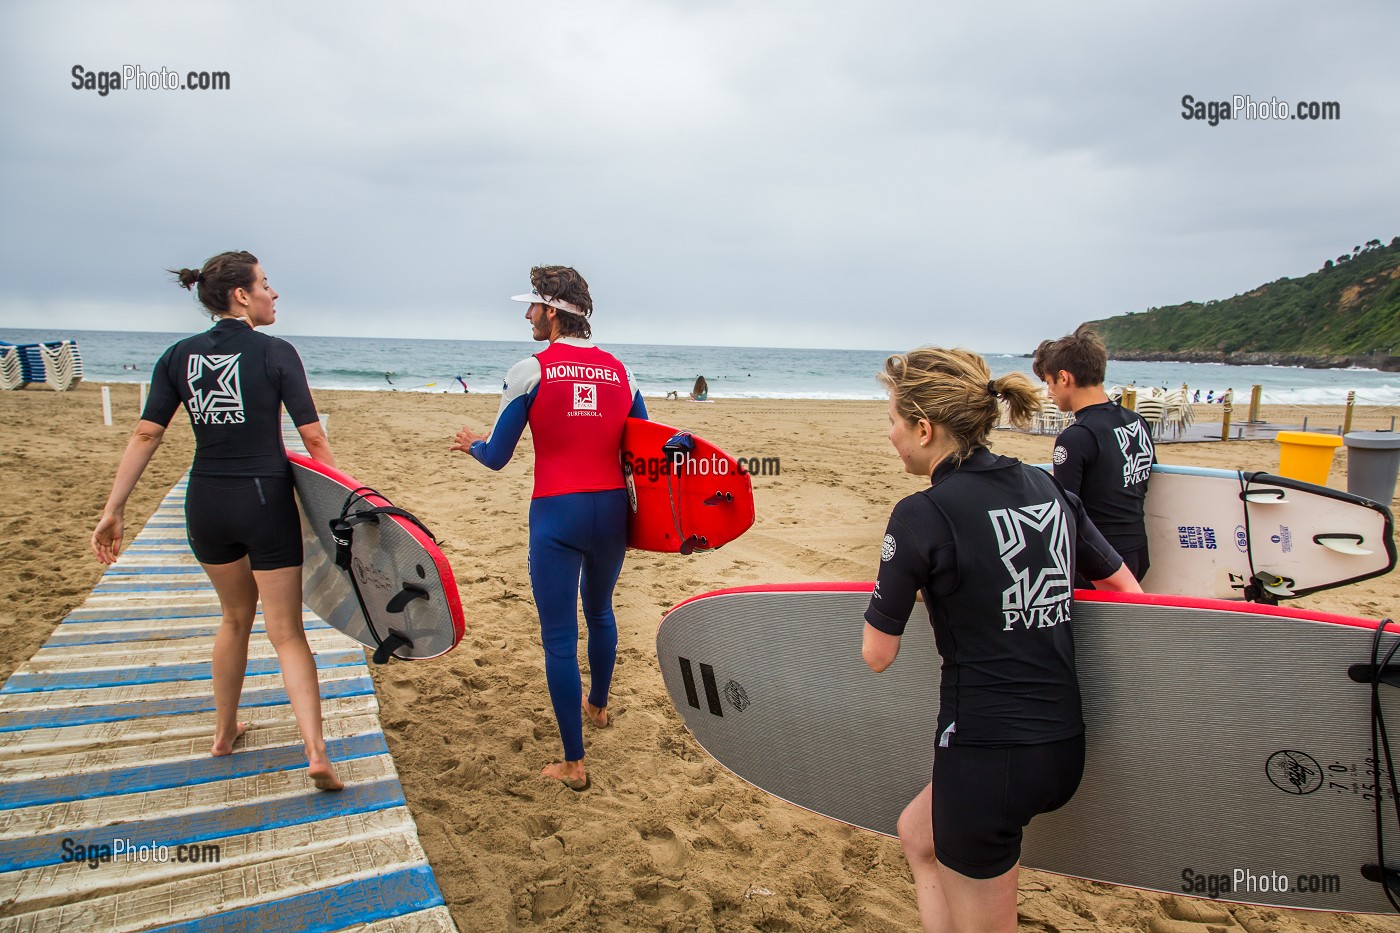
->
[186,474,303,570]
[932,733,1085,879]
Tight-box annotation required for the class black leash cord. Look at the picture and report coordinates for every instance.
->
[1369,619,1400,912]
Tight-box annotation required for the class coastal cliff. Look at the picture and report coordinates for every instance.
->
[1084,238,1400,370]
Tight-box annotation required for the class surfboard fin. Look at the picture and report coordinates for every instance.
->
[1240,572,1293,603]
[386,582,429,613]
[679,534,710,555]
[1360,863,1400,897]
[1315,533,1374,556]
[1347,663,1400,689]
[372,629,414,665]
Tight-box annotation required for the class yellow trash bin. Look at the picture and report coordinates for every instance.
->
[1275,431,1342,485]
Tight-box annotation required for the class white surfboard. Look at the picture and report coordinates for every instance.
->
[657,584,1400,913]
[1040,464,1395,600]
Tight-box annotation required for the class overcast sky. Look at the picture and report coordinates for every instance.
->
[1,2,1396,352]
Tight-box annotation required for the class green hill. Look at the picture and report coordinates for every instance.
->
[1084,237,1400,370]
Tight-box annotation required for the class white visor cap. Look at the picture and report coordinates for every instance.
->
[510,288,586,317]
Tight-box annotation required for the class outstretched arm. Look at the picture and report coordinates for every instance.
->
[92,420,166,564]
[451,357,538,470]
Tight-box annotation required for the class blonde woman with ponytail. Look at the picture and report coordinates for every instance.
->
[861,347,1140,932]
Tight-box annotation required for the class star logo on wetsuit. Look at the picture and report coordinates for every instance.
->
[1112,421,1154,487]
[573,383,597,411]
[186,354,244,422]
[988,500,1073,631]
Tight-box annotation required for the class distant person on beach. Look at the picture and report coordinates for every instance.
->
[451,265,647,791]
[90,250,343,791]
[1206,390,1214,404]
[690,374,708,401]
[1193,389,1200,403]
[1034,326,1155,584]
[864,346,1141,932]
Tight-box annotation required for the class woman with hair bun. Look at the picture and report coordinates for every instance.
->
[861,347,1140,931]
[92,250,343,791]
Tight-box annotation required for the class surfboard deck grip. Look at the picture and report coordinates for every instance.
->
[1348,664,1400,689]
[372,629,414,665]
[385,583,429,614]
[678,657,700,710]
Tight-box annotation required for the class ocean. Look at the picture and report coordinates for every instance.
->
[6,327,1400,406]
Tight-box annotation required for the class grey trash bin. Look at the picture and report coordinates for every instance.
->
[1343,431,1400,505]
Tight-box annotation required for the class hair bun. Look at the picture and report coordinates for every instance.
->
[172,267,202,290]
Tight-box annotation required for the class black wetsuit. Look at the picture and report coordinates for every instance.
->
[864,447,1122,878]
[142,319,318,568]
[1052,400,1155,582]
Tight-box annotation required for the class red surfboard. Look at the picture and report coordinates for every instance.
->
[620,418,755,553]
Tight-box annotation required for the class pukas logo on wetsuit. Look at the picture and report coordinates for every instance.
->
[186,354,245,424]
[990,500,1072,631]
[573,383,597,411]
[1113,421,1154,487]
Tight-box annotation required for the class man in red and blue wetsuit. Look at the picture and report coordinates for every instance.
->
[452,265,647,791]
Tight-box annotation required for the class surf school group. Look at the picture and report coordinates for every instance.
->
[88,253,1396,929]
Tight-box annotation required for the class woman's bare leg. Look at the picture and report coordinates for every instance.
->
[255,565,342,791]
[897,781,1020,932]
[200,558,257,756]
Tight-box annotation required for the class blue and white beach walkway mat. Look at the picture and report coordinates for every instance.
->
[0,423,457,931]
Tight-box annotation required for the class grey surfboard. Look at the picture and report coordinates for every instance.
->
[656,584,1400,913]
[290,451,465,661]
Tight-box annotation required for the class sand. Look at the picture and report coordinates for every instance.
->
[4,381,1399,932]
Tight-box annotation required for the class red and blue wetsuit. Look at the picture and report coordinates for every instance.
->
[470,338,647,761]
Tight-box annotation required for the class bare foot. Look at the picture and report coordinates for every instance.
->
[541,760,589,791]
[210,722,248,757]
[583,699,610,729]
[308,753,344,792]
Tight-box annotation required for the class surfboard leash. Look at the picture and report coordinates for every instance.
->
[662,432,709,555]
[1236,472,1294,604]
[329,485,437,663]
[1360,619,1400,910]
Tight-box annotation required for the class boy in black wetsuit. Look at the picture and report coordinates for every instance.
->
[1034,326,1155,583]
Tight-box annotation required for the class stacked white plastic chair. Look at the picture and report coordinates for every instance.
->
[0,344,22,391]
[1133,394,1166,440]
[1,340,83,391]
[39,340,84,391]
[1160,387,1193,439]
